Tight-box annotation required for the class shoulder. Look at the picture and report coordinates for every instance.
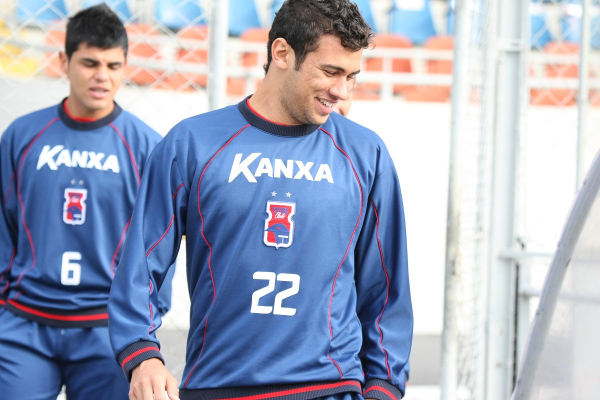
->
[164,104,248,148]
[2,105,60,145]
[321,113,391,158]
[112,109,162,143]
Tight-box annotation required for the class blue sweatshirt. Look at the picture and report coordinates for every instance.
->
[108,98,413,400]
[0,101,170,327]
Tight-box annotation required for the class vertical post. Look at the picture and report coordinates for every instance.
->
[208,0,229,111]
[485,0,527,397]
[577,0,591,189]
[440,0,473,398]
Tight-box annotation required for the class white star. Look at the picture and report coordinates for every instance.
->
[271,191,277,196]
[286,192,292,197]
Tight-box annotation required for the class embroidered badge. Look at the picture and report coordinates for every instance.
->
[63,188,87,225]
[264,201,296,249]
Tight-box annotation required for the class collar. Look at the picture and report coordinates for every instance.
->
[58,98,122,131]
[237,95,320,137]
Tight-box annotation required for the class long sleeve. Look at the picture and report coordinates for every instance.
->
[355,158,412,400]
[0,127,18,303]
[108,140,188,380]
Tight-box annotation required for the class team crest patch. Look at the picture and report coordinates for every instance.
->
[63,188,87,225]
[264,201,296,249]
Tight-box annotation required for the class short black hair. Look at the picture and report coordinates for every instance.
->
[264,0,373,73]
[65,3,128,59]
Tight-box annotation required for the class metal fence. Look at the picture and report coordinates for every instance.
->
[442,0,600,399]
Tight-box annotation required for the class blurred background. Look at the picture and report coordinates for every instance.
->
[1,0,599,399]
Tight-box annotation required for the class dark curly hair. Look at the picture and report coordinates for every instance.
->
[264,0,373,73]
[65,3,128,59]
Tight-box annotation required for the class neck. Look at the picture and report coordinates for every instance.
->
[250,74,299,125]
[65,96,113,120]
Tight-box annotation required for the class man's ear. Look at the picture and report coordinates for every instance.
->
[271,38,294,71]
[58,51,69,76]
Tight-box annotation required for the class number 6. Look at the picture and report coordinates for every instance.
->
[61,251,82,286]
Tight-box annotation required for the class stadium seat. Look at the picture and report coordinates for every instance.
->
[44,26,65,78]
[229,0,261,37]
[228,27,269,96]
[389,0,437,45]
[83,0,132,22]
[530,1,553,49]
[125,23,165,87]
[0,19,40,77]
[560,1,600,49]
[270,0,285,23]
[155,0,206,31]
[403,36,454,102]
[166,25,208,90]
[352,0,377,32]
[530,41,579,106]
[447,0,455,35]
[358,33,412,98]
[17,0,67,23]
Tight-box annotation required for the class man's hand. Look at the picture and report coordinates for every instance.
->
[129,358,179,400]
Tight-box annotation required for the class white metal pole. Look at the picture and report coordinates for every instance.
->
[511,149,600,400]
[208,0,229,111]
[440,0,472,398]
[577,0,591,189]
[485,0,527,397]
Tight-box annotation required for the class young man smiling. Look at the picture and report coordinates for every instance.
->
[0,4,170,399]
[108,1,413,400]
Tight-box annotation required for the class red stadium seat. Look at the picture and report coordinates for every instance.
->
[228,28,269,96]
[359,33,413,97]
[125,23,164,87]
[166,25,209,91]
[404,36,453,102]
[44,26,65,78]
[530,41,579,106]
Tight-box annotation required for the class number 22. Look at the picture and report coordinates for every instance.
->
[251,272,300,316]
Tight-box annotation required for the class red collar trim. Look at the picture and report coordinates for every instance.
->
[62,99,98,122]
[246,98,290,126]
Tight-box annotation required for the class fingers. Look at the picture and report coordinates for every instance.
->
[166,374,180,400]
[129,358,178,400]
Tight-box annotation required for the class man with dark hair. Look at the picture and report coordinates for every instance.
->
[0,4,170,399]
[109,1,413,400]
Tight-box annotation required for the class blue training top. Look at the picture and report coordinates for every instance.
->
[0,101,167,327]
[108,97,413,400]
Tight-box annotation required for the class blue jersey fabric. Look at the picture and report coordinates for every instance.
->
[0,101,168,327]
[108,97,413,400]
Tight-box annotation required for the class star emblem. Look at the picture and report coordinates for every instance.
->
[271,191,277,196]
[286,192,292,197]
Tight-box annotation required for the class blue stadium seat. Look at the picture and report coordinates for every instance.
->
[83,0,131,21]
[353,0,377,32]
[531,2,553,48]
[390,0,437,45]
[561,0,600,49]
[155,0,206,31]
[270,0,376,31]
[17,0,67,23]
[229,0,261,37]
[270,0,285,23]
[447,0,455,35]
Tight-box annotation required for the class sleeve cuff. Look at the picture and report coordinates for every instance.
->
[118,340,164,382]
[364,379,404,400]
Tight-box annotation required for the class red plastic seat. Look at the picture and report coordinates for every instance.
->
[404,36,454,102]
[166,25,209,90]
[530,41,579,106]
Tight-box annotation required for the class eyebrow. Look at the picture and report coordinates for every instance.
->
[322,64,361,75]
[80,57,124,66]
